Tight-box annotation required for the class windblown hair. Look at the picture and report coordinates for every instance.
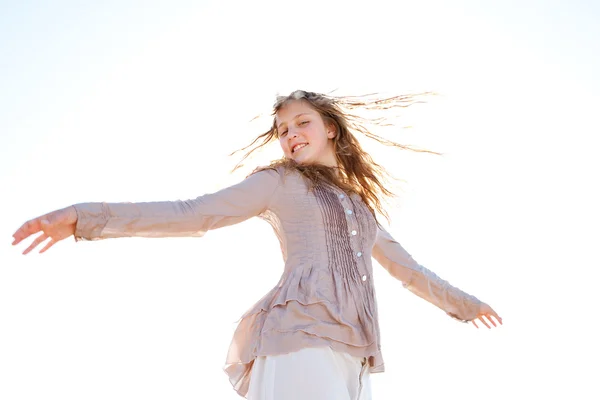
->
[230,90,441,223]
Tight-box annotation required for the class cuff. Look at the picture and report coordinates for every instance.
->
[73,203,110,242]
[447,294,483,323]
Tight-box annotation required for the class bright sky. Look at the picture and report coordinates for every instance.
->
[1,1,599,399]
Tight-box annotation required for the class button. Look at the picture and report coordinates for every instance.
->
[339,194,345,199]
[351,230,357,236]
[362,275,367,282]
[357,252,362,257]
[346,209,353,215]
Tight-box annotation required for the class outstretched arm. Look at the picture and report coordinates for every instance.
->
[72,168,280,241]
[371,225,502,328]
[12,168,281,253]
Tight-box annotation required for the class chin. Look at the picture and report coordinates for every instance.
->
[293,156,315,165]
[291,154,309,164]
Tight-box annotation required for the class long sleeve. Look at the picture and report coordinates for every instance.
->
[371,225,482,322]
[72,168,281,241]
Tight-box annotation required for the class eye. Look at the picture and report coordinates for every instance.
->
[299,121,309,126]
[279,130,288,137]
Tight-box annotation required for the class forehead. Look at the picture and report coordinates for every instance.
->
[275,100,319,125]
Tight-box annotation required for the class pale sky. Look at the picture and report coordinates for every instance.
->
[1,1,599,399]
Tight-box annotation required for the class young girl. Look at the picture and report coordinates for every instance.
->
[12,90,502,400]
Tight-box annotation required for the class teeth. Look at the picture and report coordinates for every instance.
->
[293,143,307,153]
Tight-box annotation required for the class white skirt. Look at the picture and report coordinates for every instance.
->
[246,347,372,400]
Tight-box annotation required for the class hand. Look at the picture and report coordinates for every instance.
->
[471,303,502,329]
[12,206,78,255]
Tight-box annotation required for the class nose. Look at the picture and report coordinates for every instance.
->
[287,128,300,139]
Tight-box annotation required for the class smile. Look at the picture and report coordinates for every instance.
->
[292,143,308,153]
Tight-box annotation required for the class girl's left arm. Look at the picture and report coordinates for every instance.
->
[372,225,493,324]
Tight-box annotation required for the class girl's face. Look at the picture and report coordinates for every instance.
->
[275,100,338,167]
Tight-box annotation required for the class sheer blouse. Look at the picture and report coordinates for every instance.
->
[72,165,482,398]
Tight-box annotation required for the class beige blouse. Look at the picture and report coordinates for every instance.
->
[73,165,482,398]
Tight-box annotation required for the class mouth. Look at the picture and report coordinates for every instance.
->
[292,143,308,154]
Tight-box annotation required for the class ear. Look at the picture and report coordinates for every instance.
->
[326,122,336,139]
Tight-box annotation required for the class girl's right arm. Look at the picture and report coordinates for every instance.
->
[12,168,281,253]
[73,168,281,241]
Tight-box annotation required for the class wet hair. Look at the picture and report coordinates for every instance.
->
[231,90,441,223]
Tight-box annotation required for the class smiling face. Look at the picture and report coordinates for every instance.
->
[275,100,338,167]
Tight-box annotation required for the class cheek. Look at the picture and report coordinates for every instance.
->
[307,129,325,147]
[279,137,290,155]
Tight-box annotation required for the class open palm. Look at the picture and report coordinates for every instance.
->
[12,206,78,255]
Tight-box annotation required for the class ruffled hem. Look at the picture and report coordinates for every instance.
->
[236,265,338,319]
[224,262,383,397]
[224,299,384,398]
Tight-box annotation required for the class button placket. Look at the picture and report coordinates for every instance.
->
[349,193,369,283]
[339,190,368,283]
[340,192,356,236]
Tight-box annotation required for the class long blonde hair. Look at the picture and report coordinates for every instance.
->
[231,90,441,222]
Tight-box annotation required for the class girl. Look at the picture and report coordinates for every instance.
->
[12,90,502,400]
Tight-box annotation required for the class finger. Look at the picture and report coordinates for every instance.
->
[13,219,42,245]
[39,238,56,254]
[494,313,503,325]
[484,314,497,328]
[471,319,479,329]
[485,306,503,325]
[23,232,48,255]
[479,315,491,329]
